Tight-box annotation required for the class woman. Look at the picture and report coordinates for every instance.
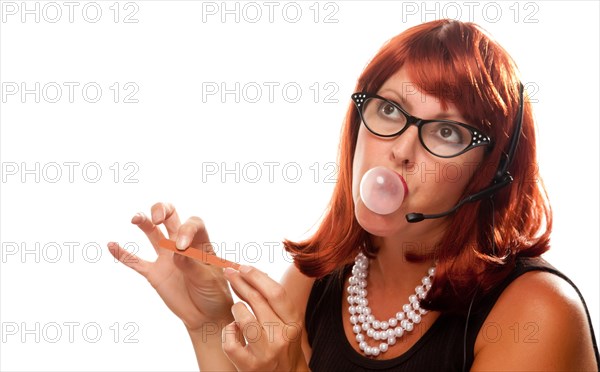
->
[108,20,599,371]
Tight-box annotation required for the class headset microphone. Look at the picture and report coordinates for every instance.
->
[406,82,524,223]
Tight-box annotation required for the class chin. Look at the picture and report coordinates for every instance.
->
[354,201,407,237]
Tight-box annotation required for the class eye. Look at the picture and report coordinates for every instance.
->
[439,127,457,140]
[424,122,470,148]
[378,102,403,120]
[436,124,463,143]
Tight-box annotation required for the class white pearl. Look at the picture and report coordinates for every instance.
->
[400,320,408,329]
[371,347,380,356]
[356,333,365,342]
[367,314,375,323]
[405,322,414,332]
[387,337,396,345]
[347,296,354,304]
[362,323,370,331]
[396,312,405,320]
[358,314,366,323]
[422,277,431,286]
[408,310,416,320]
[412,301,420,310]
[364,307,372,316]
[394,326,404,337]
[353,325,361,334]
[409,294,418,303]
[359,289,367,297]
[403,304,412,313]
[356,305,364,314]
[364,346,372,356]
[380,321,389,330]
[428,267,436,276]
[349,306,357,315]
[388,318,398,327]
[379,342,388,352]
[372,320,380,329]
[366,328,374,337]
[359,341,367,351]
[373,331,381,340]
[386,329,395,338]
[413,314,422,324]
[350,315,358,324]
[416,286,425,294]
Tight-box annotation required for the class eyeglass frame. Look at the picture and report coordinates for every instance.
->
[351,92,492,158]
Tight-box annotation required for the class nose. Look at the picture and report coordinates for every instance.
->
[391,125,420,165]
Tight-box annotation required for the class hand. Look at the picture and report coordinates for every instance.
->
[107,202,234,331]
[221,266,308,372]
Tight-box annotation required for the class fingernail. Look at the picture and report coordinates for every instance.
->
[131,213,143,224]
[107,242,117,249]
[151,210,162,224]
[239,265,252,274]
[223,267,237,276]
[176,236,190,250]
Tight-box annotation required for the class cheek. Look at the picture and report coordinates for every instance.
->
[351,127,389,201]
[418,154,483,203]
[351,129,368,200]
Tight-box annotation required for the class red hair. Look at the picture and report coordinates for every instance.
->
[284,19,552,313]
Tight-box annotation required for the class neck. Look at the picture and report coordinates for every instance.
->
[367,226,443,293]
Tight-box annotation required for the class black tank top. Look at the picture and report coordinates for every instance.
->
[306,256,600,371]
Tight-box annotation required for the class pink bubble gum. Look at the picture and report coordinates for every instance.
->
[359,166,407,215]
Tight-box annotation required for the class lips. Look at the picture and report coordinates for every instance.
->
[395,171,409,198]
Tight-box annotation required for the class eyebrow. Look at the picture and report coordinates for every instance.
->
[377,88,463,122]
[378,89,412,111]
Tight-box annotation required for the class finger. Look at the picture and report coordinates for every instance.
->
[222,321,251,369]
[150,202,181,238]
[224,268,279,325]
[175,216,211,251]
[131,212,166,253]
[237,265,299,324]
[107,242,151,277]
[231,302,267,349]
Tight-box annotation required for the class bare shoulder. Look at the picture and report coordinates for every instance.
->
[472,269,598,371]
[280,264,316,362]
[280,263,315,308]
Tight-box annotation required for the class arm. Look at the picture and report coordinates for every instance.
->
[471,271,598,371]
[188,320,236,372]
[280,264,316,365]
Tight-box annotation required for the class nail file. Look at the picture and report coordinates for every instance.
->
[158,239,240,270]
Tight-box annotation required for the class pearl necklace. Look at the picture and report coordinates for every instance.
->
[347,252,436,357]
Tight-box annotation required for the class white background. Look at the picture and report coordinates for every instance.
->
[1,1,598,370]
